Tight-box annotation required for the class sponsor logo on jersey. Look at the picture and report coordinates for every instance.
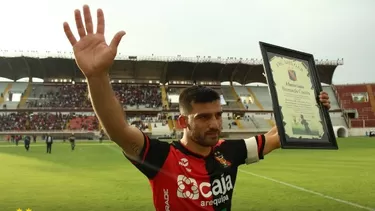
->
[178,158,192,172]
[163,189,170,211]
[179,158,188,167]
[176,174,233,207]
[177,175,199,199]
[214,151,232,168]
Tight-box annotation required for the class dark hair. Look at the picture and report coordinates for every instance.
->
[179,85,220,114]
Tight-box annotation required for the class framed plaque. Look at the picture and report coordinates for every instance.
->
[259,41,338,149]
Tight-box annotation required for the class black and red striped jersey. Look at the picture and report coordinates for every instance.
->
[124,132,266,211]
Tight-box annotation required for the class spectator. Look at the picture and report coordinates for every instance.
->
[26,83,162,109]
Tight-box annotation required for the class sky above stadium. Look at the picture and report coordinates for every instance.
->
[0,0,374,84]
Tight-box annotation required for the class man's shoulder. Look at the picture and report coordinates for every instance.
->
[141,136,173,156]
[214,139,245,148]
[149,137,174,145]
[212,139,247,156]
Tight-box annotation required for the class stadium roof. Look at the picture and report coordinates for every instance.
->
[0,53,343,84]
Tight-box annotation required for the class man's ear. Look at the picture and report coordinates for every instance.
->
[177,115,188,128]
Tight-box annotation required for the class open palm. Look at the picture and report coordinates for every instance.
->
[63,5,125,78]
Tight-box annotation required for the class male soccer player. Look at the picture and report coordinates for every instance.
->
[63,5,331,210]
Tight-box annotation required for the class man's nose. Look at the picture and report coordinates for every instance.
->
[208,118,221,129]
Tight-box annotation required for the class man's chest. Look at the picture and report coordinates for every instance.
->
[153,151,238,209]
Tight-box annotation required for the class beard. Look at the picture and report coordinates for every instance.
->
[188,124,221,147]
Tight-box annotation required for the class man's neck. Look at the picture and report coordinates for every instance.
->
[180,135,212,157]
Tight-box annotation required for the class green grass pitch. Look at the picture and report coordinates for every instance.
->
[0,138,374,211]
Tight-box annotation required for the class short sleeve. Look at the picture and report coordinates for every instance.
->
[123,132,170,180]
[217,134,265,166]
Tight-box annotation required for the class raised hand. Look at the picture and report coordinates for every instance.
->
[264,126,281,153]
[63,5,126,78]
[319,91,331,110]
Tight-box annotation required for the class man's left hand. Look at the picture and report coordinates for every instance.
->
[319,91,331,110]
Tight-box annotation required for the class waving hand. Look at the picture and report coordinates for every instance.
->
[63,5,125,78]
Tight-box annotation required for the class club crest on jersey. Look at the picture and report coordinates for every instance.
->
[214,151,231,168]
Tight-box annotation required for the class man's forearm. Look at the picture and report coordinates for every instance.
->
[86,74,128,142]
[263,132,280,155]
[263,141,276,155]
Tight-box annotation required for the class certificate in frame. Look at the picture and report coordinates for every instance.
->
[259,41,338,150]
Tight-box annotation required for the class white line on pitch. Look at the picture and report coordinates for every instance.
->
[239,169,375,211]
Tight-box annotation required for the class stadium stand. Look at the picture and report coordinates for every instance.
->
[26,83,91,108]
[334,84,375,128]
[246,86,273,110]
[322,85,341,110]
[0,82,28,109]
[0,112,72,131]
[112,83,162,110]
[221,85,244,109]
[0,54,368,139]
[23,83,162,109]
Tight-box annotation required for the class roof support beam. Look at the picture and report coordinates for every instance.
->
[242,65,254,85]
[22,57,31,81]
[37,59,48,80]
[217,64,227,82]
[70,59,77,79]
[190,63,199,81]
[3,58,15,81]
[161,62,168,84]
[132,60,137,79]
[230,63,241,83]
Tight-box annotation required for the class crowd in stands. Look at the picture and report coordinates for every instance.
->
[0,111,168,132]
[0,112,70,131]
[27,84,91,108]
[0,112,99,131]
[68,114,99,131]
[112,84,162,109]
[27,83,162,109]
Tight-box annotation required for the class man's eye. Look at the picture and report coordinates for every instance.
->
[200,115,211,119]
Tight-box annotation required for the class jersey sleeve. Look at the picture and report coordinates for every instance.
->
[242,134,266,165]
[123,132,170,180]
[218,134,266,166]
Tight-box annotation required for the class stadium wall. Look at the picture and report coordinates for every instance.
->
[348,127,375,137]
